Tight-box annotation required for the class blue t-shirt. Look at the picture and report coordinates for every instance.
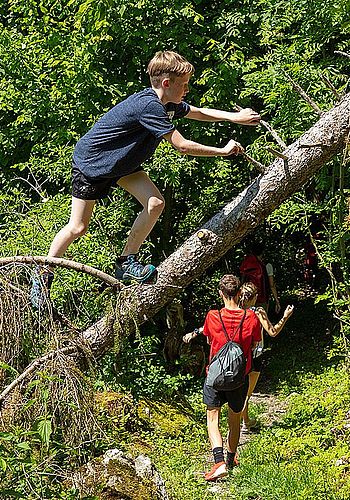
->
[73,88,190,179]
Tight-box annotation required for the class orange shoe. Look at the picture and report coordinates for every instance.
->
[204,461,228,481]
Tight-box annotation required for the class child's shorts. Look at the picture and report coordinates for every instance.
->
[251,354,263,372]
[71,164,143,200]
[203,376,249,413]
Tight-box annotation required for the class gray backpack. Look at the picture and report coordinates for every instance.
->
[206,310,247,391]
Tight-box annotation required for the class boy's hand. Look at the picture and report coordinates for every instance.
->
[221,139,244,156]
[183,331,197,343]
[283,305,294,319]
[232,108,261,126]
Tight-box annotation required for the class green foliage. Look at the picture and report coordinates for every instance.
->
[0,427,79,498]
[102,332,194,399]
[0,0,349,496]
[233,366,350,500]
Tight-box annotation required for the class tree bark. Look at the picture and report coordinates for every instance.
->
[83,93,350,357]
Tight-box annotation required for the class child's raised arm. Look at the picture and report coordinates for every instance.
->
[256,305,294,337]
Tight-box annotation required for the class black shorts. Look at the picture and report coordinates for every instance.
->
[203,376,249,413]
[71,164,143,200]
[251,354,263,372]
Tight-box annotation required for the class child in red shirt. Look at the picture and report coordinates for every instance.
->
[184,274,261,481]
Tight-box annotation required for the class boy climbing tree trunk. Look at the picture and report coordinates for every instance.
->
[0,92,349,405]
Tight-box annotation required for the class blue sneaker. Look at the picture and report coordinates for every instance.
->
[30,266,54,308]
[116,255,156,283]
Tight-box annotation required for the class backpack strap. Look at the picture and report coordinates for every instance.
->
[218,309,247,343]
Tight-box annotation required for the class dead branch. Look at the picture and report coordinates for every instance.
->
[242,152,265,172]
[335,50,350,59]
[283,70,323,115]
[235,104,287,149]
[260,119,287,149]
[0,256,121,288]
[320,73,341,100]
[0,346,77,405]
[265,147,288,160]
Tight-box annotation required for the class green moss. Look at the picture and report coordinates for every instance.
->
[137,399,189,437]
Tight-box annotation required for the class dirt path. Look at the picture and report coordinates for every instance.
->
[238,391,288,446]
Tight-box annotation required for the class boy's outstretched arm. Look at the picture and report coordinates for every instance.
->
[164,129,244,157]
[256,305,294,337]
[186,106,261,125]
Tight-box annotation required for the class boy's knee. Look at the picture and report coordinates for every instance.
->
[148,196,165,216]
[68,222,88,238]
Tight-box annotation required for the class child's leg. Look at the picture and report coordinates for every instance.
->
[241,370,260,425]
[227,407,241,453]
[206,407,223,450]
[48,197,96,257]
[117,171,165,256]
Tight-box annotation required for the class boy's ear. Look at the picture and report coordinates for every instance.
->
[162,78,170,88]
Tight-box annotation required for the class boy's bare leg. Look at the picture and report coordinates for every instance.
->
[206,407,223,449]
[242,370,260,425]
[117,171,165,256]
[48,197,96,257]
[227,407,241,453]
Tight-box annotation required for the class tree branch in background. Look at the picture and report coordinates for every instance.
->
[320,73,342,101]
[283,70,323,115]
[335,51,350,59]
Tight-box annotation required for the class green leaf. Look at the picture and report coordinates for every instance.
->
[0,457,6,471]
[37,418,52,448]
[0,362,18,376]
[16,441,31,451]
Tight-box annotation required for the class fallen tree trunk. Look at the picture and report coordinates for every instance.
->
[83,93,350,356]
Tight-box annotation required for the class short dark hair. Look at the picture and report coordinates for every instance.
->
[219,275,241,299]
[250,241,265,256]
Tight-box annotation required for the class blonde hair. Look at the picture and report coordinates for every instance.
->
[239,282,258,307]
[147,50,194,87]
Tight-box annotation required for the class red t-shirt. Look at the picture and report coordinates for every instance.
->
[203,307,261,374]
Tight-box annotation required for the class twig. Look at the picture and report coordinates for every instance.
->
[333,313,350,327]
[242,152,265,173]
[320,73,341,100]
[335,50,350,59]
[0,346,78,405]
[52,308,82,334]
[265,146,288,160]
[0,276,27,296]
[0,256,121,288]
[282,70,323,115]
[13,177,46,201]
[234,104,287,149]
[260,119,287,149]
[299,141,332,148]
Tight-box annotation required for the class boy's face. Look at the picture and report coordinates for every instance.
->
[163,73,191,103]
